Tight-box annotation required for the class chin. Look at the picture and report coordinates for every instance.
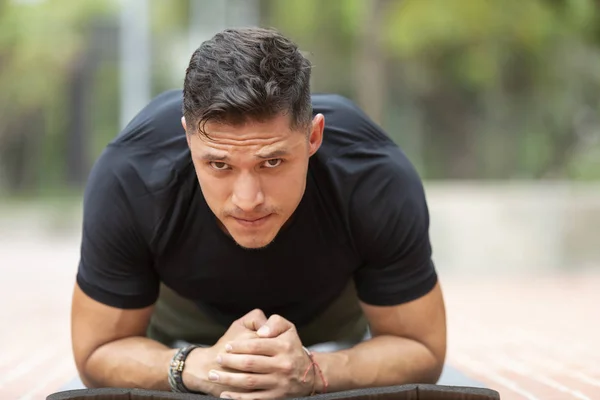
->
[226,222,282,250]
[232,234,277,250]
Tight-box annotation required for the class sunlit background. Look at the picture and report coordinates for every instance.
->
[1,1,599,399]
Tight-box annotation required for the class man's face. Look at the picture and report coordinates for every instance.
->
[184,113,324,249]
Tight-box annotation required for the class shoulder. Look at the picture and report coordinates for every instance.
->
[85,90,193,239]
[114,88,185,146]
[95,89,190,196]
[308,94,428,250]
[307,98,435,306]
[310,93,422,205]
[310,92,368,120]
[311,93,394,152]
[346,141,428,233]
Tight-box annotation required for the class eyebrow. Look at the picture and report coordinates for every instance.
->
[199,153,230,162]
[255,148,290,159]
[199,148,290,162]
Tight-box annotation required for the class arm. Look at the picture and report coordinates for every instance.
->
[71,146,265,394]
[71,146,177,389]
[71,284,175,390]
[213,285,446,398]
[311,282,446,392]
[72,283,268,393]
[312,135,447,390]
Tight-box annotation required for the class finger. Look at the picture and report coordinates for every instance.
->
[220,389,279,400]
[208,369,277,391]
[225,338,282,356]
[256,314,294,338]
[239,309,268,331]
[217,353,274,373]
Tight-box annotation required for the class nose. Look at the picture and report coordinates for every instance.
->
[231,172,265,212]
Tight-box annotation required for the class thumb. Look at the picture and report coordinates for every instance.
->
[240,309,268,331]
[256,314,294,338]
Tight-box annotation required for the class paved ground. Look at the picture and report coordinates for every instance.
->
[1,233,599,400]
[442,271,600,400]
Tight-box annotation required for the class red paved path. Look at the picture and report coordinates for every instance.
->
[443,272,600,400]
[1,235,598,399]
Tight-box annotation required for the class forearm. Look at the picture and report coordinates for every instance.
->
[82,336,177,390]
[313,335,444,393]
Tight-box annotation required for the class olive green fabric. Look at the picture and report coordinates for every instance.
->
[147,279,369,348]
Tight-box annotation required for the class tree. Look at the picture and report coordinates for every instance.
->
[0,0,114,194]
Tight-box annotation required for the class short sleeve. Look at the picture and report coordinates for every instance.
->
[350,145,437,306]
[76,147,160,309]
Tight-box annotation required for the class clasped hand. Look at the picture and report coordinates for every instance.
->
[208,310,316,399]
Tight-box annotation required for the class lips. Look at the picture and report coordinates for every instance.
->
[230,214,273,227]
[234,215,270,222]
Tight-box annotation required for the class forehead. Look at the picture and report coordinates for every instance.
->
[192,115,305,155]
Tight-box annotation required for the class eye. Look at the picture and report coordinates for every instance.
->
[209,161,230,170]
[263,159,282,168]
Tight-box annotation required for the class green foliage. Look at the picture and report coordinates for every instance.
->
[377,0,600,179]
[0,0,114,130]
[0,0,116,195]
[2,0,600,198]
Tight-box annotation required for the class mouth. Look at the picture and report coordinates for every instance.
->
[231,214,273,227]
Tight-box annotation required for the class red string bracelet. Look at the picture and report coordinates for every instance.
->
[301,346,328,395]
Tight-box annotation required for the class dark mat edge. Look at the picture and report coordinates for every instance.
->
[47,384,501,400]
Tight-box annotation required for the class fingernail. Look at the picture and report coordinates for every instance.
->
[221,393,232,399]
[257,326,270,336]
[216,355,222,364]
[225,344,232,352]
[208,370,219,381]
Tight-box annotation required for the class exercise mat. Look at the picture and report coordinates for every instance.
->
[47,384,500,400]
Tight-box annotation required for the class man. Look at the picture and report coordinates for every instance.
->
[71,27,446,400]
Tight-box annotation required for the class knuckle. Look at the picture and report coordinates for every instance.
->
[276,378,289,392]
[271,314,284,324]
[242,357,255,370]
[281,341,292,352]
[279,360,294,374]
[244,374,257,389]
[250,308,265,317]
[248,341,260,353]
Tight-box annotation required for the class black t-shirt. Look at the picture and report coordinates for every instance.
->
[76,89,437,328]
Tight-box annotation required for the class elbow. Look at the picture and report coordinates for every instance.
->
[75,358,100,389]
[76,371,96,389]
[74,347,104,389]
[427,344,447,384]
[418,338,446,384]
[410,355,444,385]
[427,357,445,384]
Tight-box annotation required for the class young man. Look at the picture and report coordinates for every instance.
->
[71,27,446,399]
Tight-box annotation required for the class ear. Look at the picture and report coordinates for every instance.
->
[308,114,324,157]
[182,117,192,149]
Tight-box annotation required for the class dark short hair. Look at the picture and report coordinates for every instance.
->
[183,27,313,138]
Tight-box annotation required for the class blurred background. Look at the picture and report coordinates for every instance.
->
[1,1,599,399]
